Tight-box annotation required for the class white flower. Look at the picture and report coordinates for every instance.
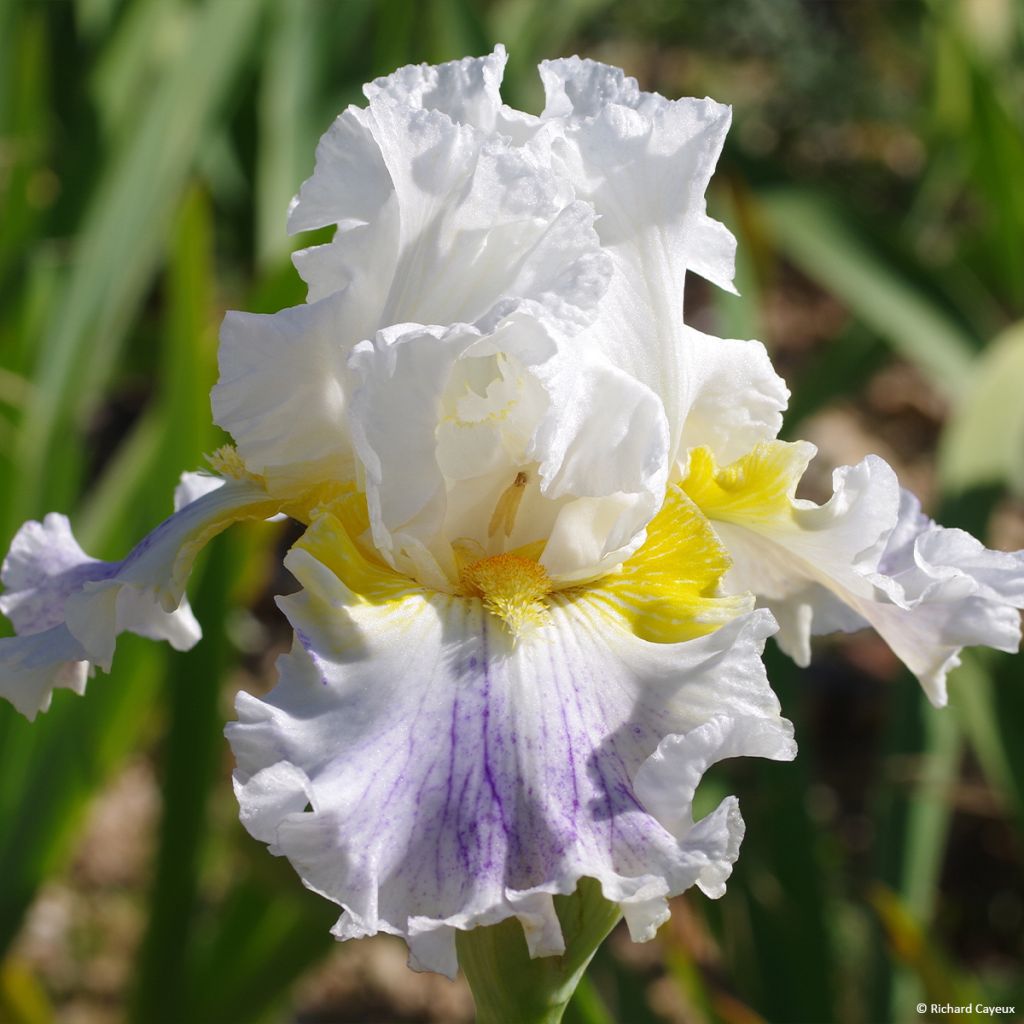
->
[2,47,1021,975]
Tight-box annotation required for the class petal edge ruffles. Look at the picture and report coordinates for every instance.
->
[0,476,278,718]
[228,515,794,976]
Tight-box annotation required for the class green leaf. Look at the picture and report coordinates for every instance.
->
[74,0,126,42]
[563,973,615,1024]
[89,0,188,140]
[0,6,50,292]
[756,188,976,399]
[869,679,963,1022]
[129,184,230,1024]
[951,650,1024,830]
[897,709,961,925]
[13,0,267,523]
[940,321,1024,496]
[422,0,491,64]
[708,646,838,1024]
[255,0,317,273]
[182,876,337,1024]
[868,884,978,1010]
[128,535,236,1024]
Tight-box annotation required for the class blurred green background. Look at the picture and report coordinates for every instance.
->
[1,0,1023,1021]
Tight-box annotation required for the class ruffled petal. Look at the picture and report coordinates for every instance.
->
[363,46,509,132]
[860,490,1024,705]
[287,103,391,236]
[0,627,90,721]
[237,65,615,507]
[1,513,120,636]
[289,76,609,334]
[633,714,796,902]
[539,56,656,119]
[228,508,792,976]
[212,291,355,496]
[0,511,201,659]
[0,477,278,718]
[531,353,668,504]
[675,326,790,469]
[528,348,669,581]
[682,442,898,658]
[291,48,515,237]
[877,490,1024,606]
[536,56,735,454]
[682,442,1024,704]
[347,320,488,585]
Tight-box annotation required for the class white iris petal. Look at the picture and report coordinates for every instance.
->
[678,440,1024,706]
[538,59,736,463]
[0,476,273,718]
[228,536,792,978]
[213,294,355,496]
[675,325,791,470]
[862,490,1024,705]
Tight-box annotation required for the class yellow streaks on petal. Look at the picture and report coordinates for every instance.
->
[296,491,416,606]
[460,553,552,639]
[680,441,815,526]
[281,480,364,527]
[576,484,752,643]
[285,450,796,649]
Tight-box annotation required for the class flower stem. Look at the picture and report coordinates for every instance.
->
[455,879,621,1024]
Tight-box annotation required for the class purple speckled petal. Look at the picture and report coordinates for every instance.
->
[227,541,794,976]
[0,475,275,718]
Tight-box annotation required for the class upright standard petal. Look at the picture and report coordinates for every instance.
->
[228,492,794,976]
[289,80,609,333]
[212,292,355,497]
[0,476,279,719]
[363,46,509,133]
[228,69,613,508]
[537,57,736,455]
[674,326,790,470]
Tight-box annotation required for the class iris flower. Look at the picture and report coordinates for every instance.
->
[2,48,1022,978]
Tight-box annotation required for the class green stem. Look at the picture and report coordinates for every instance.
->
[455,879,621,1024]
